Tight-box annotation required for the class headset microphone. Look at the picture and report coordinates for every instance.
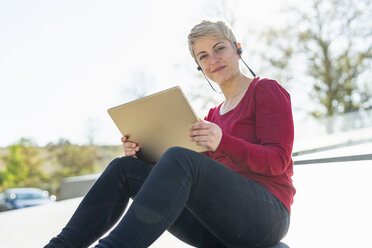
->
[240,57,256,77]
[195,60,220,93]
[234,42,256,77]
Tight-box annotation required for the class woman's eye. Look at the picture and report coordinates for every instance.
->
[216,46,225,51]
[199,55,207,60]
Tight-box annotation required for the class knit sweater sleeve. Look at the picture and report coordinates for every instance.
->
[215,80,294,176]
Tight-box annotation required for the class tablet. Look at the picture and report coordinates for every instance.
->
[108,86,208,163]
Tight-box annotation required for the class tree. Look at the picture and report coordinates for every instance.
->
[260,0,372,117]
[123,70,156,100]
[0,139,46,191]
[48,139,100,179]
[201,0,238,28]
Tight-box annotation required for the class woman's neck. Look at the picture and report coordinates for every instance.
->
[219,73,252,114]
[220,73,251,101]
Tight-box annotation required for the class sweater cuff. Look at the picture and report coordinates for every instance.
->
[216,132,239,156]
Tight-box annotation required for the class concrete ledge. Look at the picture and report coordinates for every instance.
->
[293,126,372,155]
[0,197,191,248]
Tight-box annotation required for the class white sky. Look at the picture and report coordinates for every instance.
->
[0,0,299,147]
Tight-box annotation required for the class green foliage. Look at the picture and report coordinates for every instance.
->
[0,139,46,191]
[260,0,372,118]
[0,138,103,197]
[48,139,100,178]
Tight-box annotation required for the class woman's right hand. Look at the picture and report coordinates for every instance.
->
[121,136,140,158]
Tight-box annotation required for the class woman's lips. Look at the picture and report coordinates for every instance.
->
[212,66,226,73]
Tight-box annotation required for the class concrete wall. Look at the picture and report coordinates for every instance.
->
[59,174,100,200]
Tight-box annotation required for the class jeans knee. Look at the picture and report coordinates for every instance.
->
[160,146,197,172]
[163,146,190,159]
[106,156,133,175]
[161,147,189,164]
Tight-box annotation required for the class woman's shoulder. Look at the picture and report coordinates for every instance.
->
[251,77,281,88]
[251,77,289,96]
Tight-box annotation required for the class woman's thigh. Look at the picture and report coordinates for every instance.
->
[161,147,289,247]
[168,208,227,247]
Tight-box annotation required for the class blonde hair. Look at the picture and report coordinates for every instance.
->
[187,19,237,59]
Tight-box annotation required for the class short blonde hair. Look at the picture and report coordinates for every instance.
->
[187,19,237,59]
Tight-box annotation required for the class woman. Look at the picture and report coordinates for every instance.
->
[45,19,295,248]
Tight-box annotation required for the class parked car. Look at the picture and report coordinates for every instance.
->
[0,188,56,212]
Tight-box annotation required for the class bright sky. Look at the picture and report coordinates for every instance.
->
[0,0,297,147]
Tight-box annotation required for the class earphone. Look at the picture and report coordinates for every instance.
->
[235,41,243,55]
[195,41,256,93]
[234,42,256,77]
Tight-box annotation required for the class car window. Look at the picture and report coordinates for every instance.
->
[15,192,48,200]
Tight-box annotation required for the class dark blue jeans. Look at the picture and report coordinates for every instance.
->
[46,147,289,248]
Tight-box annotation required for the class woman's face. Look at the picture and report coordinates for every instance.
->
[193,36,240,85]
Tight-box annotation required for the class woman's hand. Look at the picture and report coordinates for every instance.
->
[188,119,222,152]
[121,136,140,158]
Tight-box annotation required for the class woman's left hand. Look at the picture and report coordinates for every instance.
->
[188,119,222,152]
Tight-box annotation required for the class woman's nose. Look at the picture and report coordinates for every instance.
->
[210,52,220,64]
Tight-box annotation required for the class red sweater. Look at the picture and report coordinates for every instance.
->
[204,77,295,213]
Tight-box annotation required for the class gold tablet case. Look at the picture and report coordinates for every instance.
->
[108,86,207,163]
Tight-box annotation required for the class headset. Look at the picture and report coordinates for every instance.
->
[195,41,256,93]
